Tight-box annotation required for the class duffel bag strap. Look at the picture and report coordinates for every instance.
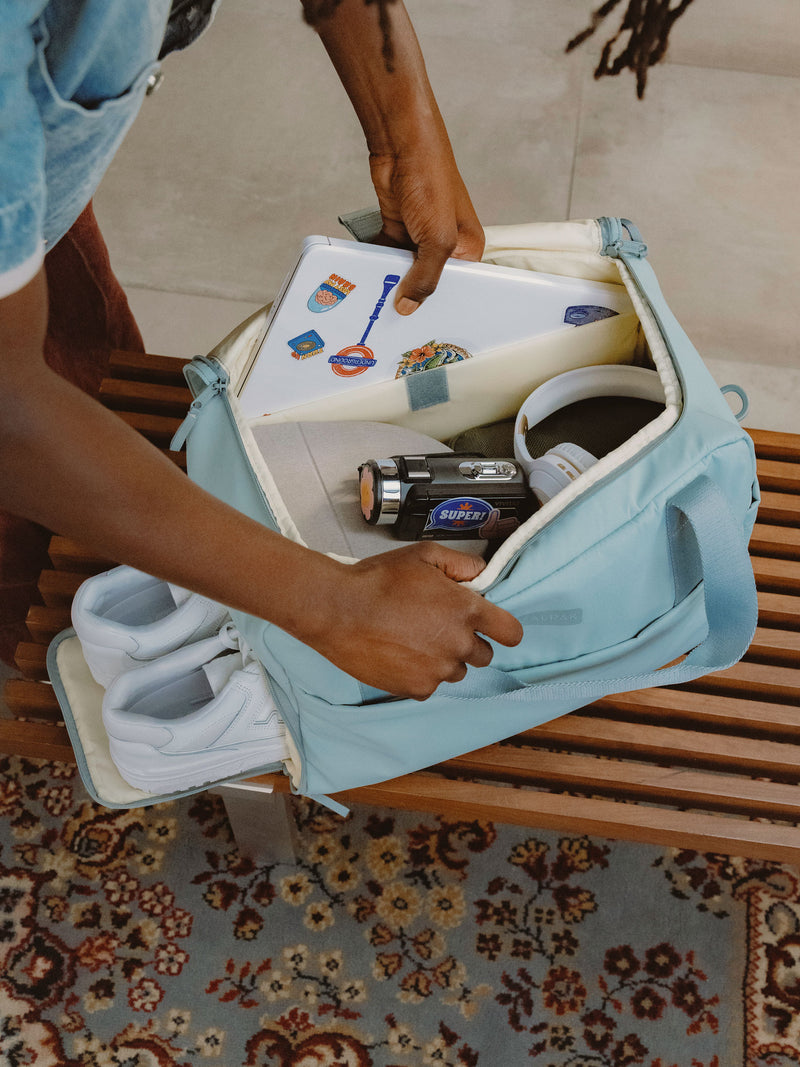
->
[445,474,757,705]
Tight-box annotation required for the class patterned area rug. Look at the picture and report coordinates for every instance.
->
[1,754,799,1067]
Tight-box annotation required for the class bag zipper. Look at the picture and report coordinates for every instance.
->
[597,216,648,259]
[171,353,280,529]
[478,218,669,593]
[170,354,303,779]
[170,356,229,451]
[597,216,688,403]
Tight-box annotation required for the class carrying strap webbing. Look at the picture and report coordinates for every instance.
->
[444,475,757,706]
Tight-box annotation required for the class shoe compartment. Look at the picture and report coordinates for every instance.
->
[49,633,287,809]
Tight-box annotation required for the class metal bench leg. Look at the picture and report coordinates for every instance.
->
[212,783,298,864]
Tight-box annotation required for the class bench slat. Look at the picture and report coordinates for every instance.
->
[38,570,89,607]
[4,679,62,720]
[24,605,72,644]
[750,523,800,561]
[99,378,192,417]
[755,459,800,494]
[519,715,800,777]
[326,773,800,865]
[0,719,75,762]
[746,626,800,666]
[115,410,184,447]
[751,556,800,595]
[688,660,800,702]
[755,591,800,628]
[593,687,800,737]
[440,746,800,818]
[756,491,800,526]
[109,349,188,385]
[13,642,48,681]
[47,537,115,573]
[750,428,800,463]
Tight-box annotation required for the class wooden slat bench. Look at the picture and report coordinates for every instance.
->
[2,352,799,863]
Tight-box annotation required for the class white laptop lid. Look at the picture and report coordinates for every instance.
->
[237,236,633,419]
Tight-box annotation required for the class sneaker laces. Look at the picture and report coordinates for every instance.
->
[217,621,269,681]
[218,619,248,654]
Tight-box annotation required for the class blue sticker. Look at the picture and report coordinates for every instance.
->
[288,330,325,359]
[564,305,619,326]
[424,497,495,533]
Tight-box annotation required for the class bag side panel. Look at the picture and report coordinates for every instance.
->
[485,430,757,672]
[286,430,756,795]
[184,393,280,533]
[293,584,707,795]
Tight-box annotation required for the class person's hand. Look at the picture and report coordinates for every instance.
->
[369,129,485,315]
[307,542,523,700]
[305,0,484,313]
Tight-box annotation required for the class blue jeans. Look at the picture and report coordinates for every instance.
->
[0,0,172,275]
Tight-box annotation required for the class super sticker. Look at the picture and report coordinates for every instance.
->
[423,497,494,532]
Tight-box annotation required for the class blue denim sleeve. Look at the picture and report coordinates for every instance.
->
[0,1,48,288]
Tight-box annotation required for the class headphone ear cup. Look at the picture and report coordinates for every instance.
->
[527,442,598,505]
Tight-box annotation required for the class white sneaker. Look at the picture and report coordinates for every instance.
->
[101,623,289,793]
[71,565,231,687]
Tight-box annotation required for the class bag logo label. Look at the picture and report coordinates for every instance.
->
[526,609,583,626]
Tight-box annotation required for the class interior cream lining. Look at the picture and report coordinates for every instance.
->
[209,220,683,589]
[57,634,301,804]
[466,257,682,591]
[56,635,156,806]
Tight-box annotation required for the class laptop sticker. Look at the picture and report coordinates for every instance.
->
[395,339,472,378]
[235,237,637,419]
[288,329,325,359]
[564,305,619,326]
[307,273,356,313]
[328,273,400,378]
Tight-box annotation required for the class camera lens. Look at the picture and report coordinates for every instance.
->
[359,459,402,525]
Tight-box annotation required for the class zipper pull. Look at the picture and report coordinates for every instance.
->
[170,359,228,451]
[598,217,648,259]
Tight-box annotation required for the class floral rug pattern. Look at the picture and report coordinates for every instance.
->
[0,754,799,1066]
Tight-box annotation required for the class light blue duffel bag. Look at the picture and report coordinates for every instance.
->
[167,216,759,801]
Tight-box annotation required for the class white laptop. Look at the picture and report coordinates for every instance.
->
[237,236,633,418]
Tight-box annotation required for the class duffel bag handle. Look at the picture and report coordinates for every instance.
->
[448,475,757,705]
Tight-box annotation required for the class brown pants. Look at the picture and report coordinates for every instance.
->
[0,203,144,665]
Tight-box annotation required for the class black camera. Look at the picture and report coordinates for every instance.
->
[358,453,534,541]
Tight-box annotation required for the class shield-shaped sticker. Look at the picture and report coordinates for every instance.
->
[307,273,356,313]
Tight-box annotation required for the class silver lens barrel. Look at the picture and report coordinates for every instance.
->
[359,459,402,525]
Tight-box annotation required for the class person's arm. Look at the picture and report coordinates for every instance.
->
[303,0,485,313]
[0,271,522,698]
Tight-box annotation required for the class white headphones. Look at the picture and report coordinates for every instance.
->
[514,364,665,505]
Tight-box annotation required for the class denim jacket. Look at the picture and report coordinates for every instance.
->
[0,0,177,296]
